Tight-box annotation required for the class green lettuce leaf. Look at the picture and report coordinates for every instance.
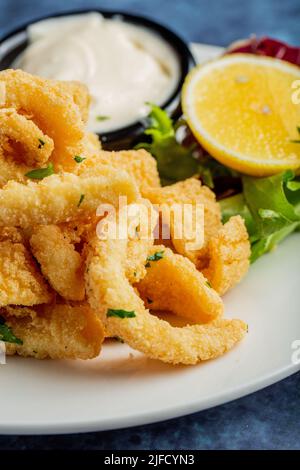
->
[221,171,300,262]
[136,104,199,185]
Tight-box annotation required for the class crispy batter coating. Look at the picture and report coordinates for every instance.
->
[0,226,25,244]
[3,303,103,359]
[0,108,54,166]
[0,152,29,187]
[202,216,250,295]
[137,246,223,323]
[0,170,139,228]
[125,238,151,283]
[0,69,85,171]
[124,199,158,283]
[83,132,102,154]
[55,80,91,123]
[85,235,246,365]
[30,225,85,301]
[144,178,222,264]
[0,240,52,306]
[0,82,5,105]
[76,149,160,193]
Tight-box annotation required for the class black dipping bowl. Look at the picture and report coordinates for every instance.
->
[0,9,195,150]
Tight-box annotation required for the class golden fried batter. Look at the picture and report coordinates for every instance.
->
[0,69,85,170]
[55,80,91,123]
[30,225,85,301]
[137,246,223,323]
[0,108,54,166]
[125,238,151,284]
[0,226,25,244]
[202,216,250,295]
[83,131,102,155]
[76,149,160,193]
[3,303,103,359]
[0,152,29,187]
[0,170,139,228]
[0,240,52,306]
[144,178,222,264]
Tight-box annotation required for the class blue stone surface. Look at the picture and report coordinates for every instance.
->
[0,0,299,450]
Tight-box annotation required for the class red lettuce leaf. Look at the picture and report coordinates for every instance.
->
[228,36,300,66]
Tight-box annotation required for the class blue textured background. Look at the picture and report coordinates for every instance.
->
[0,0,299,450]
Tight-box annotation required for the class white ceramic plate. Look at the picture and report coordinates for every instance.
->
[0,44,300,435]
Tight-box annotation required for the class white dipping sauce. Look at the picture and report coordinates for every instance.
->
[16,12,180,133]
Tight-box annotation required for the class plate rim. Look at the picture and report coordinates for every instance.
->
[1,363,299,435]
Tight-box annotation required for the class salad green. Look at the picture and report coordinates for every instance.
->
[221,171,300,262]
[0,317,23,345]
[136,104,199,185]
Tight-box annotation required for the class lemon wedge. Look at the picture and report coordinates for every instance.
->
[182,54,300,176]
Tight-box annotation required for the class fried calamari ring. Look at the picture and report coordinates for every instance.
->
[0,70,85,171]
[30,225,85,301]
[3,303,103,359]
[144,178,222,265]
[137,246,223,323]
[0,169,139,228]
[0,240,52,306]
[0,108,54,166]
[202,216,250,295]
[85,235,247,365]
[76,149,160,193]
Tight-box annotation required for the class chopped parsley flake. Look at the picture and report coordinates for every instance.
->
[107,309,136,319]
[74,155,86,163]
[25,163,54,180]
[146,250,164,267]
[78,194,85,207]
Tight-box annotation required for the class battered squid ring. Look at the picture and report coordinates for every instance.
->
[202,216,251,295]
[0,108,54,166]
[85,236,247,365]
[137,245,223,323]
[0,69,85,171]
[0,169,139,228]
